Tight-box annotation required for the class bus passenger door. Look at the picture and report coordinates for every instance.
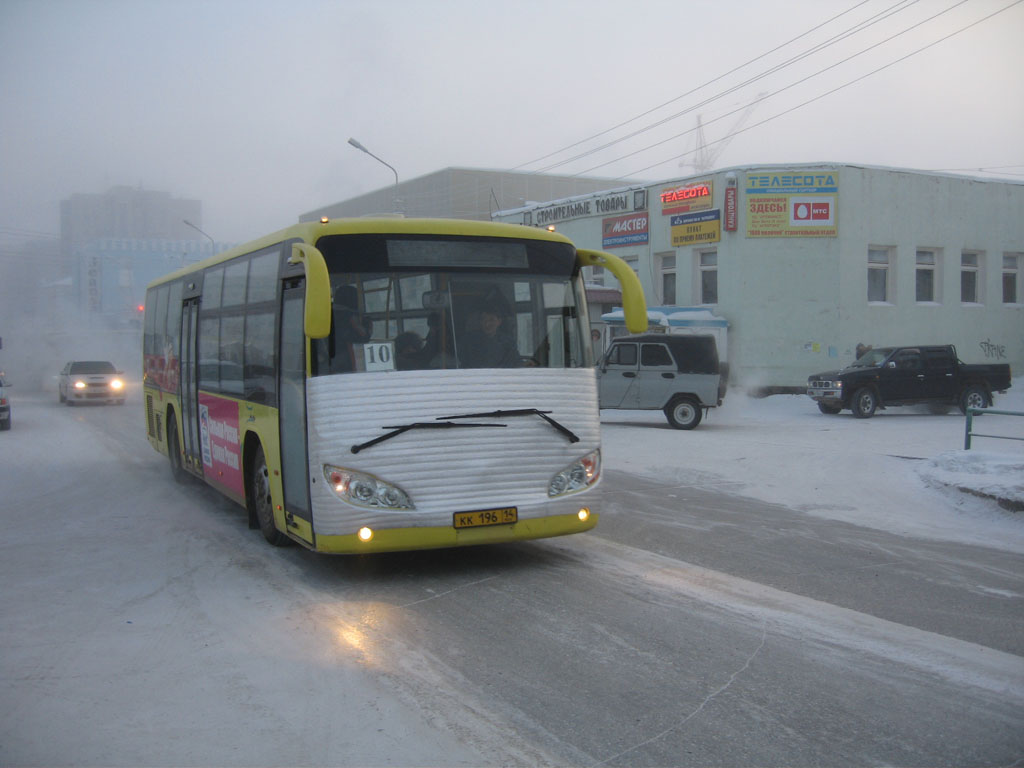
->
[279,281,314,545]
[179,298,202,473]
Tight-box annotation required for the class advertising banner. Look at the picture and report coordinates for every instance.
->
[198,393,244,497]
[724,186,738,231]
[670,209,721,247]
[745,171,838,237]
[660,179,714,216]
[602,212,649,249]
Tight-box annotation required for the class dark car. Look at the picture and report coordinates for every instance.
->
[58,361,126,406]
[597,333,726,429]
[807,345,1011,418]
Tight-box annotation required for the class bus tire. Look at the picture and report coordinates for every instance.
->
[167,418,188,484]
[249,443,289,546]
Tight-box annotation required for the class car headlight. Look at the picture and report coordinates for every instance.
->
[323,465,413,510]
[73,379,86,389]
[110,378,124,390]
[549,448,601,497]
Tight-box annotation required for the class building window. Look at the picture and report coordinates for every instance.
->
[698,250,717,305]
[868,247,891,302]
[1004,254,1021,304]
[660,253,676,304]
[915,249,940,303]
[961,251,982,304]
[587,265,605,286]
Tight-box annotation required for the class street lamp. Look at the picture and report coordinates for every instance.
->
[347,137,401,212]
[183,219,216,257]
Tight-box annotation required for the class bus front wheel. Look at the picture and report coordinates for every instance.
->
[249,444,289,546]
[167,419,188,484]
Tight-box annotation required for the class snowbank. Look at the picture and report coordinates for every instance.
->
[601,378,1024,552]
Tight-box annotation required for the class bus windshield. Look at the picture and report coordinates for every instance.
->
[312,233,591,374]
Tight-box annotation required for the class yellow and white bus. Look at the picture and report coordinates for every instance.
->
[143,217,645,554]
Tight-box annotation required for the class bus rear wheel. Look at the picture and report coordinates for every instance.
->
[249,444,288,546]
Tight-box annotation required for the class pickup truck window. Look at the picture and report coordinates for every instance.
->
[893,350,922,370]
[924,349,954,368]
[850,348,893,367]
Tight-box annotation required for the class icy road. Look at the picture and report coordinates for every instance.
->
[1,391,1022,766]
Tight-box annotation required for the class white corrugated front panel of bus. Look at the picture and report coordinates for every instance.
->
[305,367,601,535]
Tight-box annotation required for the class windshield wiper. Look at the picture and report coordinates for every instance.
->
[438,409,580,444]
[351,421,504,454]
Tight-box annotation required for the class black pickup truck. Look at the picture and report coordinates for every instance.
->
[807,345,1012,418]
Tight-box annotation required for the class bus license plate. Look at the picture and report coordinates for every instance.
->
[453,507,518,529]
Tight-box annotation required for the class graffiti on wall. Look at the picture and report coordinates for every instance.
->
[979,339,1007,359]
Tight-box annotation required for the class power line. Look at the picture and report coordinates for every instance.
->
[532,0,926,174]
[611,0,1024,179]
[513,0,879,171]
[572,0,1001,177]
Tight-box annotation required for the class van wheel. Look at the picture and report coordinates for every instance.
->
[249,444,289,546]
[665,396,702,430]
[167,419,188,484]
[960,386,989,414]
[851,387,877,418]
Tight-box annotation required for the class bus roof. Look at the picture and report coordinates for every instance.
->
[146,217,576,290]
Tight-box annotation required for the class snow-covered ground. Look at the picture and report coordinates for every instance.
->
[601,379,1024,553]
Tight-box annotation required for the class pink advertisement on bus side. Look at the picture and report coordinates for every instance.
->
[198,393,244,497]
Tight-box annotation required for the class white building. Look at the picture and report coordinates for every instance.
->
[494,163,1024,390]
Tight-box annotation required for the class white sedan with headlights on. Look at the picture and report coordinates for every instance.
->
[58,361,126,406]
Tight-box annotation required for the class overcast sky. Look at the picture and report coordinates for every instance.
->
[1,0,1021,245]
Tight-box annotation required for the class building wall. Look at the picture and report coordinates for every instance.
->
[495,164,1023,389]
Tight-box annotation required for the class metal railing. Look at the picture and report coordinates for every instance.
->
[964,408,1024,449]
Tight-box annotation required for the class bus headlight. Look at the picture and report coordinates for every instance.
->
[323,465,414,510]
[549,448,600,497]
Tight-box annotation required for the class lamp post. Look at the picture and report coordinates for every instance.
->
[183,219,216,260]
[347,137,400,212]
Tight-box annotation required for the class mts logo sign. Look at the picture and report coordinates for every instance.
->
[789,196,834,225]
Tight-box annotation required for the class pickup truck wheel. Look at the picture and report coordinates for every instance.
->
[665,396,702,430]
[851,387,877,419]
[959,386,989,415]
[817,403,842,415]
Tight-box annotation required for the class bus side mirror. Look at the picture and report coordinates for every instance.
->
[576,249,647,334]
[289,243,332,339]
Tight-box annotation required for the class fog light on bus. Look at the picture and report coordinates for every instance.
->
[323,464,414,510]
[358,527,374,542]
[548,448,601,497]
[578,508,590,522]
